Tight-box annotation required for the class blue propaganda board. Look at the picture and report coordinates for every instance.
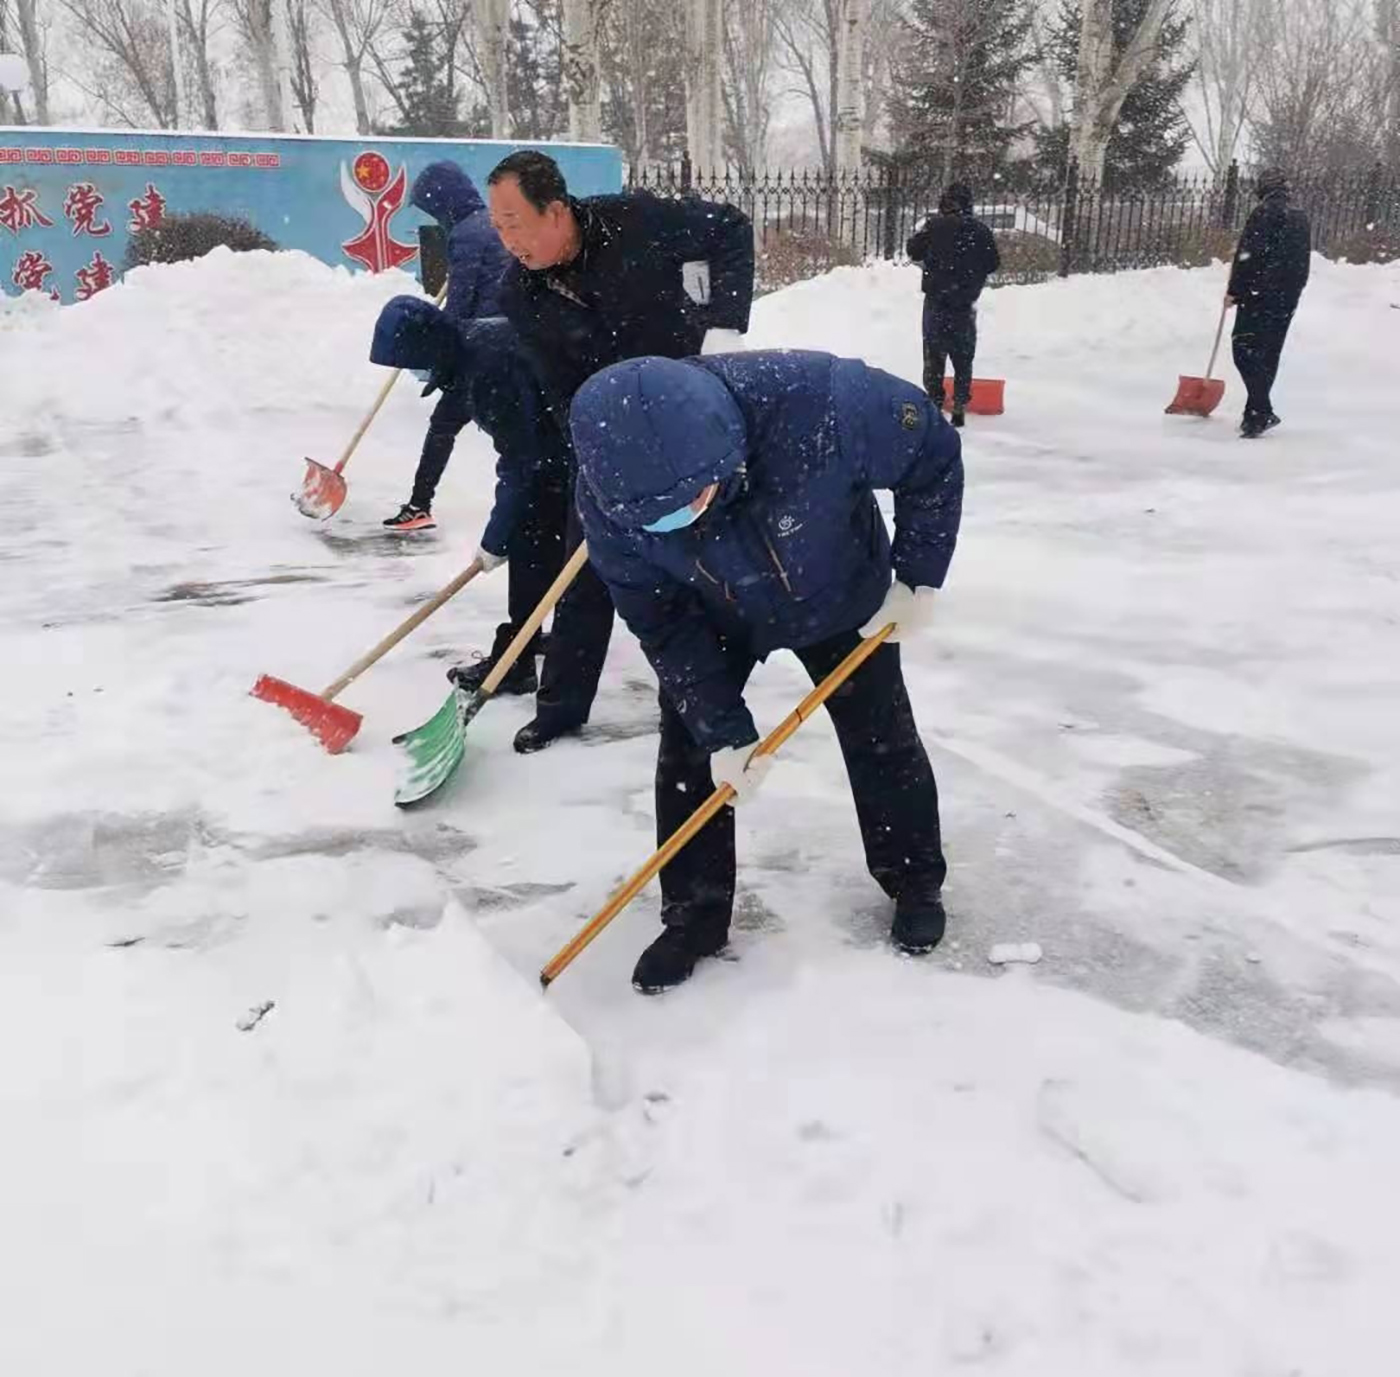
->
[0,129,622,304]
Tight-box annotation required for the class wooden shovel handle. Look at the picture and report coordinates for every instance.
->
[538,623,897,988]
[333,279,451,477]
[480,541,591,697]
[1204,300,1228,381]
[321,558,484,700]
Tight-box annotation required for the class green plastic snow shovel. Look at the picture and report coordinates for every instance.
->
[392,541,591,806]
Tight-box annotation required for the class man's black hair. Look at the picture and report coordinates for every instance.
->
[487,150,570,212]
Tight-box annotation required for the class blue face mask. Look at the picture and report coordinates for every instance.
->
[643,503,703,534]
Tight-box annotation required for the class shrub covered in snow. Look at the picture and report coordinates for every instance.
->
[122,213,279,271]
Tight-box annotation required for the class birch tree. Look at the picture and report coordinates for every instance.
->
[476,0,509,135]
[229,0,288,128]
[1379,0,1400,166]
[685,0,724,170]
[1070,0,1173,180]
[561,0,603,140]
[1185,0,1265,176]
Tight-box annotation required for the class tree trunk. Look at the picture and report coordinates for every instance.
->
[563,0,603,141]
[179,0,219,128]
[238,0,287,130]
[477,0,511,137]
[626,0,651,163]
[17,0,50,123]
[832,0,865,174]
[685,0,724,171]
[1072,0,1173,182]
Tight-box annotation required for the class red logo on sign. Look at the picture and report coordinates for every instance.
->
[340,152,418,274]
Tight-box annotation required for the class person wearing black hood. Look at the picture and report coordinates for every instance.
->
[1226,169,1311,439]
[906,183,1000,427]
[370,296,610,753]
[382,161,514,532]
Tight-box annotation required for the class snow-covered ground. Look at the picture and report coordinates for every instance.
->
[3,250,1399,1374]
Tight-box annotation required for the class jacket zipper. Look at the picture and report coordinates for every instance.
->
[695,558,736,603]
[760,531,794,595]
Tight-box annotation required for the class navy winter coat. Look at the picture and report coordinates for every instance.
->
[410,162,512,325]
[907,211,1000,310]
[571,351,964,751]
[1228,189,1311,310]
[499,191,755,411]
[370,296,568,556]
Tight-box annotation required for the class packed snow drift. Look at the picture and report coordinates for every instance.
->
[3,248,1400,1374]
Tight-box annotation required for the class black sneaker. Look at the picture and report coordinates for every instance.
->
[632,924,729,994]
[891,890,947,955]
[951,407,966,429]
[514,715,586,754]
[382,503,436,531]
[447,652,537,697]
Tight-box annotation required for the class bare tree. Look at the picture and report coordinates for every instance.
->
[57,0,178,126]
[722,0,778,170]
[1070,0,1173,180]
[561,0,603,140]
[285,0,317,130]
[1,0,51,122]
[1250,0,1382,178]
[1025,0,1068,131]
[366,0,485,132]
[685,0,724,169]
[1186,0,1266,176]
[476,0,509,134]
[228,0,288,128]
[1379,0,1400,166]
[319,0,393,133]
[774,0,895,172]
[176,0,220,128]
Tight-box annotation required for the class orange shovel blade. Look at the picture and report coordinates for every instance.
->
[1165,376,1226,417]
[251,674,363,753]
[293,458,348,521]
[940,378,1006,416]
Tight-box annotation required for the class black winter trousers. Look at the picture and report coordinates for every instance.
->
[533,499,615,728]
[922,299,978,409]
[654,630,947,938]
[410,389,472,511]
[1232,302,1296,420]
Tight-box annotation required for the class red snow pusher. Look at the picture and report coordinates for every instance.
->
[1166,302,1228,418]
[251,559,483,752]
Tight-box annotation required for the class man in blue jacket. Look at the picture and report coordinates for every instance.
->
[571,351,964,993]
[906,183,999,427]
[382,161,514,533]
[370,297,610,749]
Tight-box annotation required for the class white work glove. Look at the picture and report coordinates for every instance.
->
[701,327,746,356]
[710,740,772,805]
[860,582,937,644]
[476,545,507,573]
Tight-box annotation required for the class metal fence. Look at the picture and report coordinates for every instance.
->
[628,155,1400,291]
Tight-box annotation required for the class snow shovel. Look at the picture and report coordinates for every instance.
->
[393,541,592,806]
[941,377,1005,416]
[1165,302,1228,417]
[538,622,897,989]
[251,558,485,752]
[293,281,449,520]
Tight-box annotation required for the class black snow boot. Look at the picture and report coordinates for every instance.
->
[448,625,538,696]
[891,889,947,955]
[1240,411,1281,440]
[632,923,729,995]
[950,407,966,429]
[514,713,586,754]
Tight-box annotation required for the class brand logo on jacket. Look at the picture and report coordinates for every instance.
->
[901,402,921,430]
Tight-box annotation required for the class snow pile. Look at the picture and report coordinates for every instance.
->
[4,249,1400,1374]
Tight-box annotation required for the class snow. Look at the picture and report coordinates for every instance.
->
[4,247,1400,1373]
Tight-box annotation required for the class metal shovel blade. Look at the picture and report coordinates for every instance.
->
[1165,376,1226,418]
[251,674,363,754]
[293,458,348,521]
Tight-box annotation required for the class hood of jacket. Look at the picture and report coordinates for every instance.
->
[411,161,486,231]
[571,356,749,529]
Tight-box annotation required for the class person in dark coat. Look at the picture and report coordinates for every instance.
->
[906,182,1000,427]
[370,297,610,752]
[382,161,514,532]
[571,350,964,994]
[1226,169,1311,438]
[481,148,759,751]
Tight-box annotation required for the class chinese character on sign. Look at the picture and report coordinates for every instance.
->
[62,182,112,237]
[0,185,56,235]
[12,248,56,294]
[74,249,115,301]
[127,182,165,233]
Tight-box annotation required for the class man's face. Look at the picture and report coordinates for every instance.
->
[488,175,575,269]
